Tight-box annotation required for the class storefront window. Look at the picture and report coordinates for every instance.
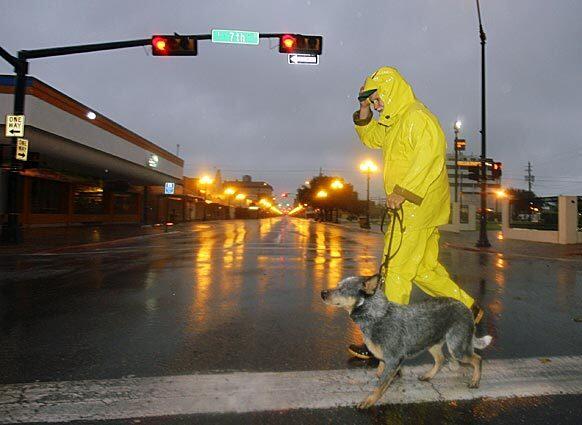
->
[31,178,68,214]
[113,193,138,214]
[73,185,104,214]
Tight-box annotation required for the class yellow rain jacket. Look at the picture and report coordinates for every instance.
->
[353,67,474,308]
[354,67,450,230]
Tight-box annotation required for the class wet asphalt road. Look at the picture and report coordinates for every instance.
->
[1,217,581,423]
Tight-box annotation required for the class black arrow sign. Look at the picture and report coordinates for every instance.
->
[9,128,20,135]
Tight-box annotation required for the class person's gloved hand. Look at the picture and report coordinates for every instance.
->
[386,193,405,209]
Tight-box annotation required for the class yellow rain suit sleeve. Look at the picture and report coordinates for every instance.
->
[393,111,445,206]
[353,111,384,150]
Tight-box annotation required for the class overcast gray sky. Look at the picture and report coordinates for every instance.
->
[1,0,581,198]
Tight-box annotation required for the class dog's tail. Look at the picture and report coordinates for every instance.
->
[473,335,493,350]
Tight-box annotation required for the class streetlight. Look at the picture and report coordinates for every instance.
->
[199,175,214,221]
[330,179,344,223]
[475,0,491,248]
[454,120,462,203]
[359,160,378,229]
[330,179,344,190]
[494,188,507,214]
[316,190,328,199]
[235,193,246,207]
[224,187,235,206]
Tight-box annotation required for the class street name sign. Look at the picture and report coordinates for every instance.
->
[164,182,175,195]
[4,114,25,137]
[15,138,28,161]
[288,54,319,65]
[457,161,480,167]
[211,29,259,45]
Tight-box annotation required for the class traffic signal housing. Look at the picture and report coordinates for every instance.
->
[151,35,197,56]
[468,164,480,182]
[279,34,323,54]
[455,139,466,151]
[491,161,502,179]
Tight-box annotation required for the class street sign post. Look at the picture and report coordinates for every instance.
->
[164,182,175,195]
[288,54,318,65]
[15,138,28,161]
[211,29,259,45]
[4,114,25,137]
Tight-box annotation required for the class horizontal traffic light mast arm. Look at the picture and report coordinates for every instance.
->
[20,38,152,59]
[18,33,313,60]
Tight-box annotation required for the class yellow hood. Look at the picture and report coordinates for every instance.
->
[363,67,416,126]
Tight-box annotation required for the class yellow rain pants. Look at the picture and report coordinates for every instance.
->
[354,66,474,308]
[382,224,474,307]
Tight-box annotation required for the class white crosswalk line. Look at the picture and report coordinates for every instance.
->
[1,355,581,423]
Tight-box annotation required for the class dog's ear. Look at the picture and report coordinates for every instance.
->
[361,274,381,295]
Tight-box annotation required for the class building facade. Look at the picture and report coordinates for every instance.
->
[0,75,183,227]
[222,175,274,204]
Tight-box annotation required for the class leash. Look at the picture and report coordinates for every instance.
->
[377,205,405,291]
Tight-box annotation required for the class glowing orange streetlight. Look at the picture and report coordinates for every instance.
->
[359,160,378,229]
[330,179,344,190]
[316,189,328,199]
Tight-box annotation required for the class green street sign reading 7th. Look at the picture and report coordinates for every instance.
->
[211,29,259,45]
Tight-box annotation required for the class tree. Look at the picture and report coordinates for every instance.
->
[296,175,361,221]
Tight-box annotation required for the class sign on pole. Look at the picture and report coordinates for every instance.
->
[5,115,25,137]
[15,138,28,161]
[164,182,175,195]
[288,54,319,65]
[211,29,259,45]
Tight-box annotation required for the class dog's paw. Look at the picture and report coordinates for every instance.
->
[418,374,432,382]
[468,381,480,389]
[357,395,378,409]
[447,360,459,371]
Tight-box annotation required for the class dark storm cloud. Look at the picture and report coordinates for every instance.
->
[1,0,581,196]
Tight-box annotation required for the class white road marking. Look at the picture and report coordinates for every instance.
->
[1,356,581,423]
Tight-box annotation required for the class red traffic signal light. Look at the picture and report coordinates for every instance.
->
[151,35,197,56]
[279,34,323,54]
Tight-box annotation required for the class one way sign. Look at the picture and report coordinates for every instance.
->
[4,114,25,137]
[15,138,28,161]
[288,54,319,65]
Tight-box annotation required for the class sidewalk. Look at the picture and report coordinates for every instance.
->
[0,223,174,255]
[327,220,582,261]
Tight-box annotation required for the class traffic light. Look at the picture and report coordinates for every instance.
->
[468,164,480,181]
[278,34,323,54]
[151,35,197,56]
[491,162,502,179]
[455,139,466,151]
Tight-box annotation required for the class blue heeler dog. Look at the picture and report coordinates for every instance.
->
[321,275,492,409]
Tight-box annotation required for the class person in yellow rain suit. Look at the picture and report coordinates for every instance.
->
[349,66,483,360]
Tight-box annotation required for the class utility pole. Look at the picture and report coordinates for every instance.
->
[475,0,491,248]
[525,161,535,192]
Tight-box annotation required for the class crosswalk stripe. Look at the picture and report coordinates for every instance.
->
[1,355,581,423]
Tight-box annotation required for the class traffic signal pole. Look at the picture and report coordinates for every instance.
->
[476,0,491,248]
